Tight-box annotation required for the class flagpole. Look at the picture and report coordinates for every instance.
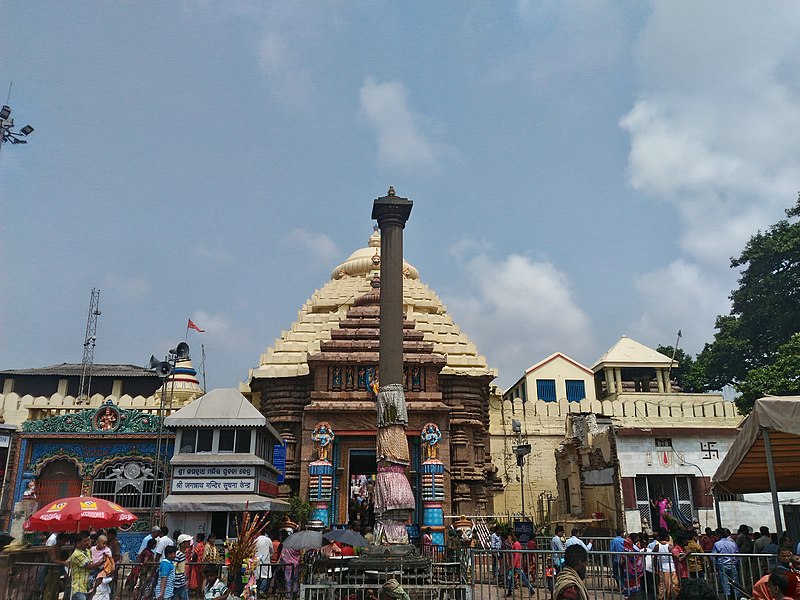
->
[200,342,207,393]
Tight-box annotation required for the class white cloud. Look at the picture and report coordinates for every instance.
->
[359,77,443,170]
[443,248,594,386]
[621,3,800,266]
[258,32,314,111]
[283,228,340,265]
[630,259,732,355]
[622,3,800,348]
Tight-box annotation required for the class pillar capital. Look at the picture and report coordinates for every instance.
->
[372,193,413,229]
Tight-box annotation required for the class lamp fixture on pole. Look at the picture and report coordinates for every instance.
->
[1,103,35,147]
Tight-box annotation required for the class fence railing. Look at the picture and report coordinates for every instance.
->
[1,549,781,600]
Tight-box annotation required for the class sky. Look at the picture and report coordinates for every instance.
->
[2,2,800,392]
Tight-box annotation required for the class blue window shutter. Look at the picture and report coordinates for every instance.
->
[566,380,586,402]
[537,379,556,402]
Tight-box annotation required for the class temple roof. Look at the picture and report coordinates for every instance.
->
[592,335,676,372]
[244,231,495,384]
[0,363,158,378]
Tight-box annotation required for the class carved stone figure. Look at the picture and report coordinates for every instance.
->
[420,423,442,461]
[311,422,335,462]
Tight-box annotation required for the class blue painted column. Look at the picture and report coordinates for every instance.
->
[420,423,445,546]
[309,423,335,528]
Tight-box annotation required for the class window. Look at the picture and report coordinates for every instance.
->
[235,429,251,453]
[181,430,196,453]
[537,379,557,402]
[565,380,586,402]
[715,493,744,502]
[180,429,213,453]
[92,460,164,510]
[219,429,235,452]
[655,438,673,448]
[218,429,252,453]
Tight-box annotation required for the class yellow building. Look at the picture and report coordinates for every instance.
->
[490,337,740,528]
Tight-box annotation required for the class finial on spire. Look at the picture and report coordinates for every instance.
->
[387,186,396,197]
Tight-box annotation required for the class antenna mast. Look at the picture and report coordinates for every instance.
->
[78,288,101,404]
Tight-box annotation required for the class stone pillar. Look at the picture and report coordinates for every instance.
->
[656,370,665,393]
[420,423,445,547]
[371,188,415,545]
[615,368,624,395]
[605,368,615,395]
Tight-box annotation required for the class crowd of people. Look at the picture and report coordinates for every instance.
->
[545,524,800,600]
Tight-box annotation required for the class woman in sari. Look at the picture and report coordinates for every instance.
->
[203,533,221,564]
[622,534,645,598]
[127,538,157,600]
[188,532,206,593]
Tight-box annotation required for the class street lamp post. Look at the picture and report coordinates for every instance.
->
[0,104,34,148]
[512,417,531,521]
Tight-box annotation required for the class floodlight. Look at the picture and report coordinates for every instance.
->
[20,125,33,136]
[0,106,10,120]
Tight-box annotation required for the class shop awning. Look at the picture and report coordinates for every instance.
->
[162,494,290,513]
[712,396,800,534]
[712,396,800,494]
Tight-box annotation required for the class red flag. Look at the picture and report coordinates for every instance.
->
[187,319,205,333]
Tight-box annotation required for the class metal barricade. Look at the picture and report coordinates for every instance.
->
[471,548,775,600]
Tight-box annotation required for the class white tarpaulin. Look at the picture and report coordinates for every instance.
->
[712,396,800,493]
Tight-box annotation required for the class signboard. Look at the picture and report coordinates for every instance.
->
[172,478,255,493]
[0,435,10,448]
[274,442,286,484]
[173,465,256,478]
[514,520,534,542]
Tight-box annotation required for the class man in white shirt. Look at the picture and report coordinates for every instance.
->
[255,533,273,594]
[139,526,161,556]
[490,526,503,583]
[565,528,593,551]
[45,532,58,546]
[155,525,174,559]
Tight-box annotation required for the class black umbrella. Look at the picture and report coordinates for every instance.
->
[282,529,324,550]
[323,529,369,547]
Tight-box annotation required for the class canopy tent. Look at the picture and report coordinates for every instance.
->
[712,396,800,532]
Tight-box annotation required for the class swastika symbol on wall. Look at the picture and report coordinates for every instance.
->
[700,441,719,459]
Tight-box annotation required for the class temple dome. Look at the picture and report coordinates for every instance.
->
[330,227,419,281]
[244,231,495,385]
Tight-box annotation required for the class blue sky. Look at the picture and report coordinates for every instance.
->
[3,2,800,391]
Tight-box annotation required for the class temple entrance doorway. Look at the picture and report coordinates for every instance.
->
[347,449,376,529]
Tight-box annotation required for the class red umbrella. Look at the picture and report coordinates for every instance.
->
[24,496,138,532]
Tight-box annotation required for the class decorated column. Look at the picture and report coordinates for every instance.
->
[308,422,335,528]
[372,188,415,545]
[420,423,445,546]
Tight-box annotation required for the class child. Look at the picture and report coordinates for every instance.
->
[90,535,115,592]
[93,575,114,600]
[203,565,229,600]
[545,559,556,593]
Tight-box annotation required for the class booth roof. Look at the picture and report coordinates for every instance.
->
[712,396,800,494]
[164,388,267,428]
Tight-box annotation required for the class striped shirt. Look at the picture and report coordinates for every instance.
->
[155,558,176,599]
[68,548,93,594]
[173,550,187,588]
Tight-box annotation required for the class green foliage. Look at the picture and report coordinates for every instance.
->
[288,495,313,527]
[655,346,706,392]
[700,195,800,413]
[735,333,800,413]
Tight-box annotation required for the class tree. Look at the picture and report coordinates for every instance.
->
[735,333,800,411]
[655,345,706,392]
[700,195,800,413]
